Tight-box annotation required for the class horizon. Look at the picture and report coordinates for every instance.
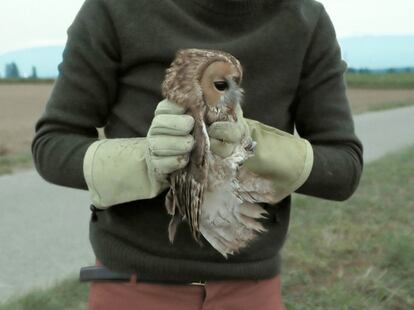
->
[2,33,414,57]
[1,34,413,77]
[1,0,414,76]
[1,0,414,54]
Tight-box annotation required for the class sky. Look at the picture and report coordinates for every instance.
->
[0,0,413,54]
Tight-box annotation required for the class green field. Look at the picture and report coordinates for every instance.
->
[0,277,89,310]
[282,145,414,309]
[0,153,33,175]
[346,72,414,89]
[1,145,413,309]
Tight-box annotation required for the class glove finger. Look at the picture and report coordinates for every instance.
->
[150,154,190,174]
[154,99,186,115]
[148,135,194,156]
[208,121,242,143]
[210,138,235,158]
[149,114,194,136]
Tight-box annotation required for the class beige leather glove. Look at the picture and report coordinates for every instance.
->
[207,104,314,204]
[83,99,194,209]
[207,107,250,158]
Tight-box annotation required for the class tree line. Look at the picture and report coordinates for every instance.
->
[347,67,414,74]
[2,62,38,79]
[1,61,414,80]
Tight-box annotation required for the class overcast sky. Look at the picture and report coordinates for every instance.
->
[0,0,413,54]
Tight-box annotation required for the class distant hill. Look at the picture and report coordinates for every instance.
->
[0,35,413,78]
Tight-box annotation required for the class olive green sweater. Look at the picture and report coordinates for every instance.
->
[32,0,363,281]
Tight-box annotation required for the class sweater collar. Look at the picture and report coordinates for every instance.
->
[190,0,274,15]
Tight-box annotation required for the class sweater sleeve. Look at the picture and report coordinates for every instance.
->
[31,0,120,190]
[294,5,363,201]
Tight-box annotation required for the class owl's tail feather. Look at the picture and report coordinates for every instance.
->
[199,194,269,258]
[238,202,268,219]
[200,223,258,259]
[236,202,268,234]
[184,177,205,245]
[239,214,267,233]
[168,212,181,243]
[165,187,180,243]
[170,170,205,246]
[200,228,233,259]
[165,187,175,216]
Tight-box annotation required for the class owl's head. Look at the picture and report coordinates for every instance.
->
[162,48,244,123]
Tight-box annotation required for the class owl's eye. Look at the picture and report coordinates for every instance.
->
[214,81,228,92]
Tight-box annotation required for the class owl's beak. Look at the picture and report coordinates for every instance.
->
[206,76,244,123]
[218,77,243,120]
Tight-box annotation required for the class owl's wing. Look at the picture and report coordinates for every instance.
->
[165,116,209,245]
[199,183,268,259]
[165,185,183,243]
[236,166,284,205]
[167,169,205,245]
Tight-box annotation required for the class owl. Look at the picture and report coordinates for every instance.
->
[161,48,271,258]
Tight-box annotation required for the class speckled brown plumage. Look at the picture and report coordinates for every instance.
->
[162,49,242,243]
[161,48,270,258]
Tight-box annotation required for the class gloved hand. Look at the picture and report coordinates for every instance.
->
[207,104,250,158]
[207,104,314,204]
[146,99,195,182]
[83,99,194,209]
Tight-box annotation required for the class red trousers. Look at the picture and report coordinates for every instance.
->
[88,260,285,310]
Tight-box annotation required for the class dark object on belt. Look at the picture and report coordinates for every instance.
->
[79,265,207,286]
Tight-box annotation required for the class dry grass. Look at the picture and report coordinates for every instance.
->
[0,83,53,155]
[0,83,54,174]
[348,88,414,114]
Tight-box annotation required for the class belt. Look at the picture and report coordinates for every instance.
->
[79,266,207,286]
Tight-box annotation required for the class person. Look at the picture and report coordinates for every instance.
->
[31,0,363,309]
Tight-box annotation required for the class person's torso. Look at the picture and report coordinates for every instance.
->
[91,0,322,279]
[104,0,321,139]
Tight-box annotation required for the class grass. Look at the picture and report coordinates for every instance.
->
[352,100,414,114]
[0,277,90,310]
[1,145,414,309]
[282,145,414,309]
[0,153,33,175]
[346,72,414,89]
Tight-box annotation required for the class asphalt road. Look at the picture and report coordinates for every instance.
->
[1,105,414,302]
[0,174,92,302]
[354,106,414,162]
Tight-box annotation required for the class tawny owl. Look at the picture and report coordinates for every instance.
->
[161,48,270,258]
